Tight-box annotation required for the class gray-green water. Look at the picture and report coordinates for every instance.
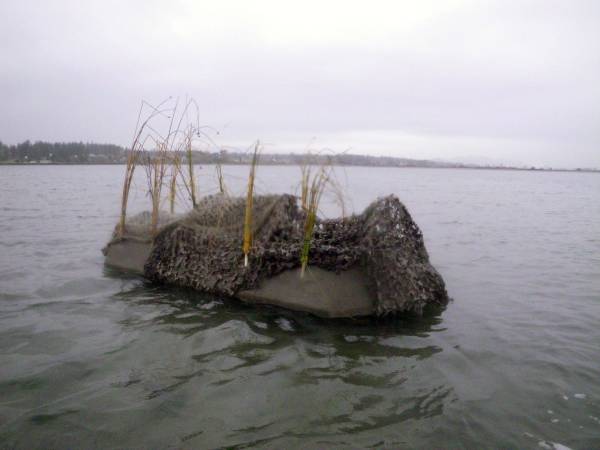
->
[1,165,599,449]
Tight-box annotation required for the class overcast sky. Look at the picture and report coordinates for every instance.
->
[1,0,599,168]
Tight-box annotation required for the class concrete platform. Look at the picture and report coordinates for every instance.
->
[103,240,152,274]
[238,266,375,318]
[105,239,375,318]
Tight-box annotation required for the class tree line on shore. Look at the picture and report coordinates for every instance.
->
[0,140,126,163]
[0,139,459,167]
[5,139,590,171]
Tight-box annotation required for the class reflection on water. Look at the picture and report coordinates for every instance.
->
[1,165,600,448]
[0,275,452,448]
[149,284,442,447]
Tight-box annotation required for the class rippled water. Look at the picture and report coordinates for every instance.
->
[1,165,599,449]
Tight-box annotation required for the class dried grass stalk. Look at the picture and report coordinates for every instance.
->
[243,141,260,267]
[300,167,329,278]
[118,101,167,236]
[185,132,197,207]
[119,143,140,236]
[169,152,182,214]
[145,143,168,236]
[216,161,226,195]
[300,154,312,211]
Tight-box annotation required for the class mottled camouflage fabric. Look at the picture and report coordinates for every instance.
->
[144,194,449,316]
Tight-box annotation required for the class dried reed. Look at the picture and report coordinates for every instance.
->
[118,100,170,236]
[300,153,312,211]
[216,161,226,195]
[185,132,197,207]
[243,141,260,267]
[300,167,329,278]
[144,143,169,235]
[169,152,182,214]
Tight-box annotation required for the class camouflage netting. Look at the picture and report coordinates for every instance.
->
[144,194,449,316]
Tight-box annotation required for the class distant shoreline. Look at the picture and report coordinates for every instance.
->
[1,161,598,173]
[3,141,598,172]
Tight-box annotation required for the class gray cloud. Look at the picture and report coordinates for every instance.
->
[1,0,599,167]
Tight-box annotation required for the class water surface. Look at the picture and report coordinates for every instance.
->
[1,165,599,449]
